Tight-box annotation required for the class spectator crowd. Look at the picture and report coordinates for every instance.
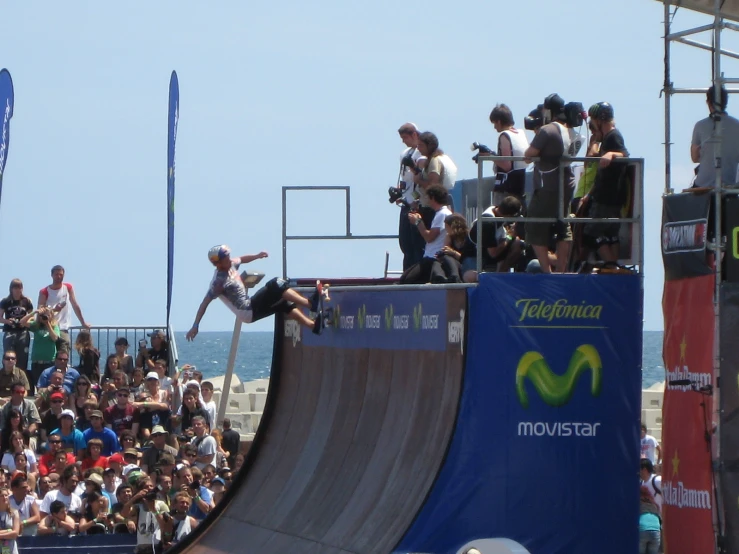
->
[0,264,245,553]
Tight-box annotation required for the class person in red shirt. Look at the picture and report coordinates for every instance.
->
[37,433,75,477]
[103,387,139,438]
[78,438,108,472]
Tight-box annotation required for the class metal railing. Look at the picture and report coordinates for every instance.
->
[475,154,645,273]
[67,325,179,371]
[281,185,398,278]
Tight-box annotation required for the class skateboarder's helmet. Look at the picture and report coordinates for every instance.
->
[208,244,231,263]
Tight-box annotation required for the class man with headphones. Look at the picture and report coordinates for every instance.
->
[691,84,739,188]
[582,102,629,265]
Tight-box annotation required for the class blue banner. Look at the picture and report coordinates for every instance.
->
[0,69,15,208]
[166,71,179,333]
[396,274,643,554]
[297,289,453,351]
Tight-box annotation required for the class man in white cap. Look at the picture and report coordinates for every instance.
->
[51,409,86,458]
[185,245,322,341]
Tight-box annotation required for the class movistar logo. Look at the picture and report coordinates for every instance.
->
[413,304,422,331]
[516,344,602,408]
[515,298,603,323]
[384,305,393,330]
[357,305,366,329]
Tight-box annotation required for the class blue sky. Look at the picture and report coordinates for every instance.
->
[0,1,733,332]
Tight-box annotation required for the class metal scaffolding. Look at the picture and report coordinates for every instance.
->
[660,0,739,549]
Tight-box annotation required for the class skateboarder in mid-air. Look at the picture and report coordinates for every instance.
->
[185,245,326,341]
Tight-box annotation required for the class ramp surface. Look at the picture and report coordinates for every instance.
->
[174,288,465,554]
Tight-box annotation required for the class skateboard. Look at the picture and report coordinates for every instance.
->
[311,280,332,335]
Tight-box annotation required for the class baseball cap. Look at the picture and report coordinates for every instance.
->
[50,392,65,401]
[185,380,201,389]
[145,372,159,381]
[123,448,139,457]
[109,453,124,464]
[211,477,225,486]
[147,330,165,338]
[90,410,103,419]
[60,409,75,419]
[208,245,231,263]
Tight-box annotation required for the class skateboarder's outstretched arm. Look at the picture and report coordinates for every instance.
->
[236,251,268,265]
[186,293,215,341]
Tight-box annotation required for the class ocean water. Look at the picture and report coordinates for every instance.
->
[175,330,667,389]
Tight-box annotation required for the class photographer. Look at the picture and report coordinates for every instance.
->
[173,464,213,522]
[489,104,530,205]
[19,307,60,395]
[399,185,452,284]
[413,132,451,227]
[137,331,169,375]
[524,93,576,273]
[394,123,426,270]
[121,476,171,554]
[467,196,526,278]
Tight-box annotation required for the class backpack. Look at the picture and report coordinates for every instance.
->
[438,154,457,191]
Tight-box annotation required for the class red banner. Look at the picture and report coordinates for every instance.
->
[662,274,715,554]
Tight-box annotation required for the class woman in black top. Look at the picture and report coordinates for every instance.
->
[0,280,33,371]
[74,330,100,383]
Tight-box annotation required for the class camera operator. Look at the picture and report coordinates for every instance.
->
[393,123,426,270]
[489,104,530,205]
[399,185,452,284]
[582,102,629,266]
[524,93,576,273]
[691,84,739,188]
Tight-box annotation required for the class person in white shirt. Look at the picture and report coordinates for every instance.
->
[37,265,90,352]
[641,424,662,465]
[640,458,662,513]
[399,185,452,284]
[40,466,81,521]
[394,122,427,270]
[489,104,530,206]
[200,382,217,429]
[191,416,217,471]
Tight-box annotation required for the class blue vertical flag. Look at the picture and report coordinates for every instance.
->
[166,71,179,333]
[0,69,15,209]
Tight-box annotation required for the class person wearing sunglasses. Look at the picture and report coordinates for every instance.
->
[38,434,75,477]
[36,352,80,397]
[0,352,29,400]
[104,388,139,439]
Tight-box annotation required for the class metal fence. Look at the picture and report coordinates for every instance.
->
[67,325,179,372]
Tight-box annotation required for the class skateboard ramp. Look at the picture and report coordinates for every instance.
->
[174,288,466,554]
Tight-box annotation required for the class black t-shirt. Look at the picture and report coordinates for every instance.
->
[221,429,240,462]
[468,211,510,268]
[42,411,62,437]
[591,129,630,206]
[0,297,33,333]
[139,408,171,432]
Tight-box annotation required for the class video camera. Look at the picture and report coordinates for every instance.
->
[400,154,421,174]
[524,105,544,131]
[564,102,586,128]
[470,142,494,164]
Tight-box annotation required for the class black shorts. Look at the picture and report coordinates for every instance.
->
[250,278,296,322]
